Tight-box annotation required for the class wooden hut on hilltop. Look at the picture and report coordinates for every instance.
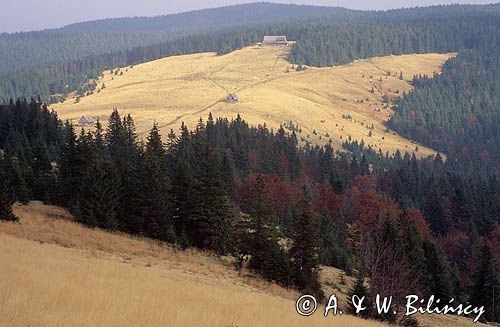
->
[262,36,289,46]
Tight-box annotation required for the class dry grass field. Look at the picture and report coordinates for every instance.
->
[0,202,384,327]
[51,45,454,157]
[0,202,488,327]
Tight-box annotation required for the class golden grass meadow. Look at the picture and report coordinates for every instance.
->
[0,202,488,327]
[52,45,454,157]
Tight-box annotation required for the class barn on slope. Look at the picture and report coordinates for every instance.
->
[262,36,289,46]
[226,93,239,103]
[78,115,95,126]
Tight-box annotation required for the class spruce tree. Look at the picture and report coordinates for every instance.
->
[237,174,290,284]
[348,270,372,318]
[30,130,53,202]
[58,122,79,206]
[94,118,105,153]
[189,147,234,255]
[423,186,448,236]
[470,244,499,322]
[289,187,324,300]
[137,124,175,243]
[0,163,18,222]
[75,158,120,230]
[398,209,427,289]
[171,162,194,249]
[106,110,142,234]
[106,109,126,166]
[421,239,453,304]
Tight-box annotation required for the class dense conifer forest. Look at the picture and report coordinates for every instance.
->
[389,42,500,172]
[0,3,352,73]
[0,101,498,322]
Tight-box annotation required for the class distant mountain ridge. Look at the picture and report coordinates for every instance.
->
[6,2,498,35]
[57,2,500,33]
[53,3,354,33]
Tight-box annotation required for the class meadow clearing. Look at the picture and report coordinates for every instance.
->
[51,45,454,157]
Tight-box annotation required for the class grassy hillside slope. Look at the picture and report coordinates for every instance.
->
[0,203,487,326]
[52,45,453,157]
[0,202,383,327]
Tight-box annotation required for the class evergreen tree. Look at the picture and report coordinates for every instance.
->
[75,158,120,230]
[0,162,18,222]
[106,109,126,165]
[171,162,194,249]
[397,209,427,288]
[289,188,324,300]
[106,110,142,233]
[348,270,372,318]
[421,239,453,304]
[470,243,499,322]
[94,118,105,153]
[360,154,369,175]
[423,186,448,236]
[237,174,290,284]
[136,124,175,242]
[58,122,79,206]
[189,147,234,255]
[30,129,54,202]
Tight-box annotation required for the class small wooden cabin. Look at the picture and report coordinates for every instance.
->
[226,93,239,103]
[78,115,95,126]
[262,36,289,46]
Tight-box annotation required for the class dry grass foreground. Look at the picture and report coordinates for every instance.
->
[0,202,383,327]
[0,202,488,327]
[51,45,454,158]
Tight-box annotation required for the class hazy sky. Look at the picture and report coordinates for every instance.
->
[1,0,495,33]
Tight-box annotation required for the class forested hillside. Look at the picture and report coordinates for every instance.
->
[0,3,499,102]
[0,101,498,323]
[0,32,177,74]
[58,3,354,33]
[0,3,351,74]
[389,42,500,172]
[0,29,268,103]
[289,17,498,66]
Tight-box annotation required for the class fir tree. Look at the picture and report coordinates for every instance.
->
[106,111,142,234]
[93,118,105,153]
[0,162,18,222]
[470,243,499,322]
[30,129,53,202]
[137,124,175,242]
[189,147,234,255]
[75,158,120,230]
[237,174,290,284]
[289,188,324,300]
[423,186,448,236]
[397,209,427,289]
[348,270,372,318]
[58,122,79,206]
[171,162,194,249]
[421,239,453,304]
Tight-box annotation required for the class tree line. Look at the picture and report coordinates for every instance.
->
[1,5,498,102]
[0,100,498,323]
[388,36,500,172]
